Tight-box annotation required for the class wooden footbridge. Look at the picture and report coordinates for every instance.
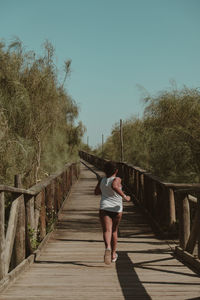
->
[0,151,200,299]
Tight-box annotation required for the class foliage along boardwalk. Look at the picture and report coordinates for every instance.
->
[0,163,200,300]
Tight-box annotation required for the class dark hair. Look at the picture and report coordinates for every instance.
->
[104,161,117,177]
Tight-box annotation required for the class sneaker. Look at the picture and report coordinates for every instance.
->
[112,253,118,263]
[104,248,111,265]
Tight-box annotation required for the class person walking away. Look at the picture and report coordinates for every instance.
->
[94,161,130,265]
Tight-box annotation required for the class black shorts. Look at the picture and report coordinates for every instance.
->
[99,209,122,219]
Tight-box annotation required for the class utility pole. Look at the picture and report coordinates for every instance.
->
[87,136,89,148]
[120,119,124,162]
[102,134,104,157]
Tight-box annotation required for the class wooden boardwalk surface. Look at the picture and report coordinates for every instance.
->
[0,163,200,300]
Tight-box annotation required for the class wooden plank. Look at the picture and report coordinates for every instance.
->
[53,178,58,213]
[0,192,5,280]
[0,164,78,198]
[26,197,35,230]
[62,171,67,196]
[55,178,61,212]
[168,188,176,226]
[14,175,22,188]
[0,163,79,200]
[29,163,72,195]
[14,195,26,266]
[178,193,190,249]
[39,190,46,241]
[34,192,42,240]
[25,196,35,254]
[0,185,35,196]
[58,175,64,205]
[175,246,200,273]
[45,182,54,221]
[198,195,200,259]
[60,173,64,200]
[188,194,197,203]
[164,182,200,190]
[185,203,200,254]
[80,151,200,190]
[5,198,20,274]
[1,164,200,299]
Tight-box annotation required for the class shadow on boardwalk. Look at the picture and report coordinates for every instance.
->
[0,163,200,300]
[116,251,151,299]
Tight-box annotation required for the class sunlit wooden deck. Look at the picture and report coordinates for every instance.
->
[0,163,200,300]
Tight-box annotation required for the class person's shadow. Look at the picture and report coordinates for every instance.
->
[116,251,200,300]
[116,251,151,299]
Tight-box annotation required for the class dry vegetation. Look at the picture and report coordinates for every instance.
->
[94,87,200,183]
[0,39,85,187]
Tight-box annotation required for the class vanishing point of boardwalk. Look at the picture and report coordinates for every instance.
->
[0,163,200,300]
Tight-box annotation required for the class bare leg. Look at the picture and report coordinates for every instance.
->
[111,212,122,260]
[99,210,112,249]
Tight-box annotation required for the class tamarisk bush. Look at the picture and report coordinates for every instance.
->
[96,87,200,183]
[0,39,85,187]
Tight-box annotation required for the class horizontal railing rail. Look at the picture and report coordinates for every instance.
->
[79,150,200,270]
[0,162,80,282]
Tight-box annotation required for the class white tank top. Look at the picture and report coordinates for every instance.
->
[100,176,123,212]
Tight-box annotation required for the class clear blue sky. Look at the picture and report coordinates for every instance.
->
[1,0,200,147]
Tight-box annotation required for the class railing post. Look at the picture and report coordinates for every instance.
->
[143,174,151,210]
[138,172,144,204]
[185,195,200,254]
[14,174,22,189]
[14,195,26,266]
[178,193,190,250]
[197,194,200,259]
[46,182,54,221]
[168,188,176,227]
[0,192,5,280]
[55,177,61,211]
[155,183,162,221]
[34,192,42,240]
[53,178,58,214]
[76,163,80,179]
[25,196,35,254]
[69,166,72,185]
[13,174,25,266]
[147,178,156,217]
[59,174,64,203]
[63,170,68,195]
[39,190,46,241]
[134,170,139,200]
[72,165,76,183]
[26,196,35,230]
[66,169,70,193]
[155,185,175,229]
[5,197,20,273]
[61,171,66,195]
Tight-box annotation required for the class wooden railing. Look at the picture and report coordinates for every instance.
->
[0,162,80,282]
[79,151,200,270]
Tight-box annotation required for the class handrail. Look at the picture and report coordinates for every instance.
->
[79,150,200,271]
[0,185,35,196]
[0,163,74,197]
[0,162,80,282]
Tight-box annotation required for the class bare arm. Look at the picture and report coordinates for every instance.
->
[94,179,102,195]
[112,177,131,201]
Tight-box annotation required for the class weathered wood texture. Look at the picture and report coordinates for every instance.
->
[198,196,200,259]
[178,193,190,249]
[0,192,5,279]
[14,195,26,267]
[5,198,20,273]
[0,163,79,282]
[79,151,200,264]
[79,151,178,231]
[0,164,200,300]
